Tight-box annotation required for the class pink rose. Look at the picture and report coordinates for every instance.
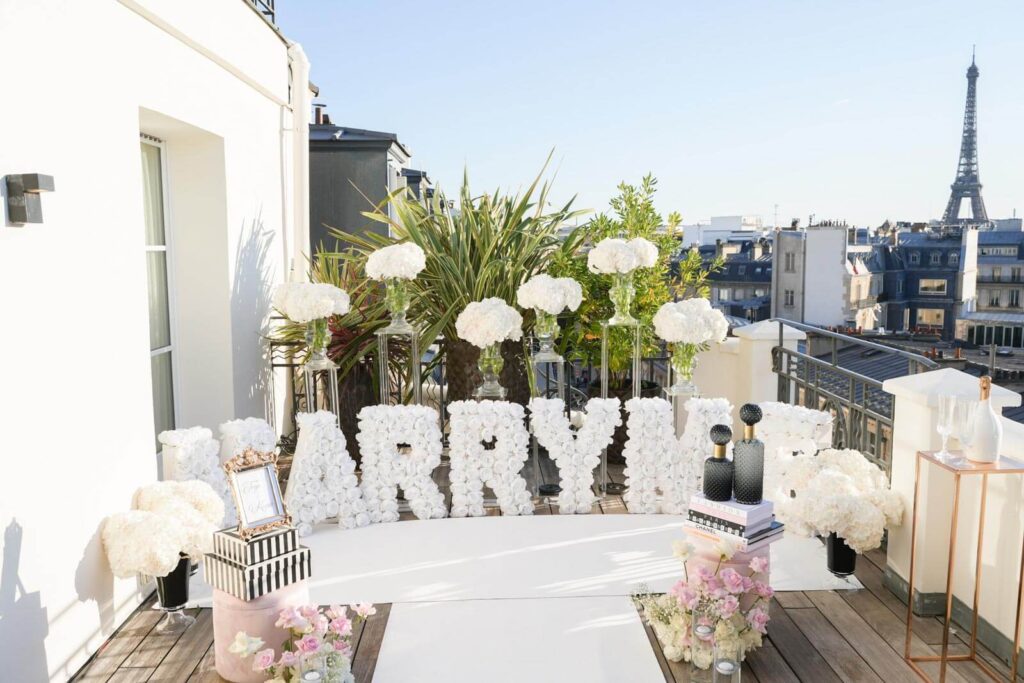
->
[330,616,353,637]
[749,556,769,574]
[720,568,745,594]
[741,577,754,592]
[333,639,352,655]
[695,565,714,582]
[754,581,774,599]
[252,648,276,672]
[299,605,320,621]
[748,607,770,634]
[718,595,739,619]
[351,602,376,618]
[315,614,329,635]
[278,651,300,668]
[297,634,322,654]
[326,604,348,620]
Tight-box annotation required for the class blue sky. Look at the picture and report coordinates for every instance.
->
[278,0,1024,228]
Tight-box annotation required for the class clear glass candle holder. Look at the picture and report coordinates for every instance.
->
[473,343,507,400]
[608,271,638,326]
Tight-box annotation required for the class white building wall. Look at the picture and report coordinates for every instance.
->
[0,1,304,678]
[802,226,848,327]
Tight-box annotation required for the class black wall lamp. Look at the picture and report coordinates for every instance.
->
[5,173,55,224]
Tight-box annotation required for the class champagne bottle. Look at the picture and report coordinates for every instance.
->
[966,376,1002,463]
[703,424,734,502]
[733,404,764,504]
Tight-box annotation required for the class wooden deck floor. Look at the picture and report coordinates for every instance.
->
[72,458,1023,682]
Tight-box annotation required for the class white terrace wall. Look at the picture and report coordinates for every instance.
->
[0,1,305,678]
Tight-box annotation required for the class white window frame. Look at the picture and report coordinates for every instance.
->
[141,135,180,447]
[919,278,947,296]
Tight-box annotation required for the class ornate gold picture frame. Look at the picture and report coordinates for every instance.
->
[222,448,292,540]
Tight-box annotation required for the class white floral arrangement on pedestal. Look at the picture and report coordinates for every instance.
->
[272,282,351,324]
[287,411,370,536]
[586,237,659,275]
[455,298,523,348]
[757,402,833,501]
[516,274,584,315]
[355,405,447,522]
[448,400,534,517]
[776,448,903,553]
[672,397,733,511]
[103,480,225,578]
[158,427,236,527]
[219,417,278,463]
[528,397,620,514]
[653,298,729,394]
[365,242,426,280]
[621,397,675,514]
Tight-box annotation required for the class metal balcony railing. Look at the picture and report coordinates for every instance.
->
[771,319,937,475]
[247,0,275,24]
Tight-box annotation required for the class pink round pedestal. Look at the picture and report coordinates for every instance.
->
[213,582,310,683]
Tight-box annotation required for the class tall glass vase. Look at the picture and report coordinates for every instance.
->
[154,555,195,634]
[666,343,700,397]
[381,278,414,335]
[305,318,340,415]
[305,318,334,371]
[473,343,507,400]
[608,271,638,326]
[532,310,562,362]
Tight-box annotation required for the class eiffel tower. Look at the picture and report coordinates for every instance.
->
[941,49,988,225]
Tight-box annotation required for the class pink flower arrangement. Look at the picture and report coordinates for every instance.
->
[233,602,375,682]
[636,543,773,669]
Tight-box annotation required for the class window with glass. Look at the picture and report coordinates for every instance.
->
[141,139,175,451]
[1011,290,1021,308]
[1013,267,1022,282]
[993,267,1003,282]
[949,252,959,266]
[916,308,944,326]
[784,290,794,306]
[919,278,947,295]
[784,252,796,272]
[989,290,1001,307]
[718,288,731,302]
[909,251,920,265]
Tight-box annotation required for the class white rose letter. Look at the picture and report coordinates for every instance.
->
[528,398,620,514]
[447,400,534,517]
[355,405,447,523]
[286,411,370,536]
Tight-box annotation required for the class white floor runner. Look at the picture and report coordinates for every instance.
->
[190,514,859,607]
[373,596,666,683]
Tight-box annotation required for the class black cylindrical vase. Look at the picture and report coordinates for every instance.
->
[156,555,191,610]
[826,533,857,576]
[734,404,764,504]
[704,424,734,502]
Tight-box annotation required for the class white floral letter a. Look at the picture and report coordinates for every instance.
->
[448,400,534,517]
[355,405,447,523]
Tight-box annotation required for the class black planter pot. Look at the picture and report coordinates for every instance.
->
[826,533,857,576]
[156,555,191,610]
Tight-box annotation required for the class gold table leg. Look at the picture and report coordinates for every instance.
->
[940,474,963,683]
[906,453,923,660]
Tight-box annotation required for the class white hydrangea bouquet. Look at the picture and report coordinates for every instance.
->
[776,448,903,553]
[455,298,523,400]
[273,282,351,369]
[103,480,225,632]
[516,274,583,362]
[652,297,729,396]
[586,237,658,325]
[366,242,426,334]
[636,539,772,670]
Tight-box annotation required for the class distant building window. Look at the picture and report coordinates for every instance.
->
[993,267,1003,281]
[754,267,763,275]
[909,251,920,265]
[980,246,1019,257]
[738,265,746,276]
[734,289,744,301]
[1011,290,1021,308]
[930,252,941,265]
[1013,267,1022,282]
[754,287,766,297]
[919,279,947,295]
[990,291,1001,307]
[784,253,796,272]
[949,252,959,266]
[897,280,905,294]
[719,288,730,302]
[784,290,795,307]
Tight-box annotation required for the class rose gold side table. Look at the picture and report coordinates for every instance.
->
[904,450,1024,682]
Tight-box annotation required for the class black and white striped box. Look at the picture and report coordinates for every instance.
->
[212,526,298,566]
[204,547,312,601]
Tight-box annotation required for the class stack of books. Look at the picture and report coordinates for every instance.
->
[685,493,784,552]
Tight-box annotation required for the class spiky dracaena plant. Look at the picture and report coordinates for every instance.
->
[327,165,587,404]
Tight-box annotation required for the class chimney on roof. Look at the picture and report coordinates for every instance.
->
[314,102,326,125]
[752,240,763,259]
[715,239,724,259]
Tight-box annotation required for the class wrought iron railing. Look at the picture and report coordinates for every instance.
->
[247,0,276,24]
[771,319,937,474]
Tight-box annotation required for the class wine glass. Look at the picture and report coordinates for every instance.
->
[935,394,957,461]
[953,398,978,462]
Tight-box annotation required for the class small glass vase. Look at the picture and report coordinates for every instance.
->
[381,277,415,335]
[305,318,336,371]
[473,343,507,400]
[667,343,700,397]
[713,641,743,682]
[154,555,195,635]
[691,608,716,680]
[532,310,563,363]
[608,271,638,326]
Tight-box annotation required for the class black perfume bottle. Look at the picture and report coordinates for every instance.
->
[733,403,765,504]
[703,424,734,502]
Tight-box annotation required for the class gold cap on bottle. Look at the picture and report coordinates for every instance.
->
[980,375,992,400]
